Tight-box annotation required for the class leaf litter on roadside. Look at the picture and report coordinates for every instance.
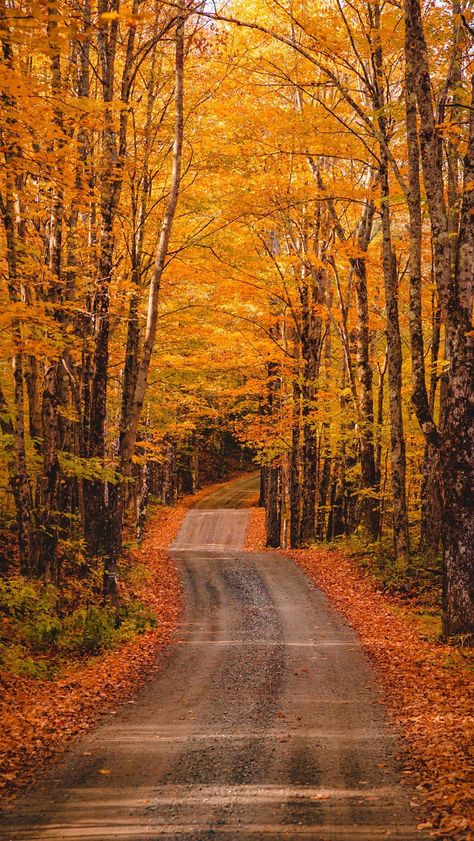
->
[246,508,473,841]
[0,502,187,800]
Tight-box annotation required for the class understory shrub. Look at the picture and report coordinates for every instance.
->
[0,576,156,676]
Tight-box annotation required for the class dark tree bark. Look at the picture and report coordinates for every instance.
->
[317,451,331,540]
[309,163,380,540]
[259,467,266,507]
[289,373,301,548]
[266,465,282,548]
[442,80,474,636]
[379,156,410,563]
[37,364,61,582]
[405,20,443,558]
[104,12,186,593]
[0,8,36,573]
[373,2,410,562]
[0,382,33,574]
[405,0,474,635]
[419,443,442,557]
[352,195,380,541]
[85,0,139,561]
[299,269,323,545]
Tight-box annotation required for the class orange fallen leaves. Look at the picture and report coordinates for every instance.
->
[0,501,187,800]
[244,507,267,551]
[0,478,252,798]
[285,545,474,841]
[244,513,473,838]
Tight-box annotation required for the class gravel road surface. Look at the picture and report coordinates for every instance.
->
[2,474,424,840]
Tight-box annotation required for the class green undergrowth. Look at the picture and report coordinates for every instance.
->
[333,533,444,642]
[0,574,156,679]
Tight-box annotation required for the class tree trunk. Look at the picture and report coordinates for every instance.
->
[372,4,410,562]
[379,157,410,563]
[441,77,474,636]
[289,375,301,547]
[309,163,380,539]
[352,192,380,539]
[105,14,186,592]
[37,364,61,582]
[317,452,331,539]
[266,464,282,548]
[405,0,474,635]
[419,443,442,557]
[404,47,443,556]
[259,467,266,507]
[298,270,323,545]
[0,382,34,574]
[0,13,36,573]
[84,1,140,562]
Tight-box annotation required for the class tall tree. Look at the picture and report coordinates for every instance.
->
[405,0,474,635]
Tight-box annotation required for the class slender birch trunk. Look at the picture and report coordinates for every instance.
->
[310,162,380,539]
[373,1,410,562]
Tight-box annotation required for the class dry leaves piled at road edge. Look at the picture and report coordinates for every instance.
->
[292,547,474,840]
[246,507,474,840]
[245,505,267,550]
[0,501,188,799]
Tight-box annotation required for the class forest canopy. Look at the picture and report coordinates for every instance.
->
[0,0,473,641]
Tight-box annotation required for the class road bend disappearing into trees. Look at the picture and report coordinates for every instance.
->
[3,474,425,841]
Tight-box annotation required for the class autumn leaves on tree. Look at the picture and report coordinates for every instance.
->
[0,0,472,638]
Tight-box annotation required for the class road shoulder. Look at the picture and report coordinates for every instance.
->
[245,506,474,841]
[0,474,258,802]
[0,503,187,802]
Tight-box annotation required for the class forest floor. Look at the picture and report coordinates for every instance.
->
[0,476,247,801]
[245,508,474,840]
[2,482,472,841]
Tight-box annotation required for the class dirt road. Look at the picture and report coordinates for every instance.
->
[2,475,423,840]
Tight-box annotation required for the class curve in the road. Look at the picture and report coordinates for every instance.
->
[1,474,425,841]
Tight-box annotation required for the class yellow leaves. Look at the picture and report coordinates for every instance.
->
[337,242,369,261]
[99,11,120,22]
[99,8,143,27]
[367,312,386,331]
[437,120,463,143]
